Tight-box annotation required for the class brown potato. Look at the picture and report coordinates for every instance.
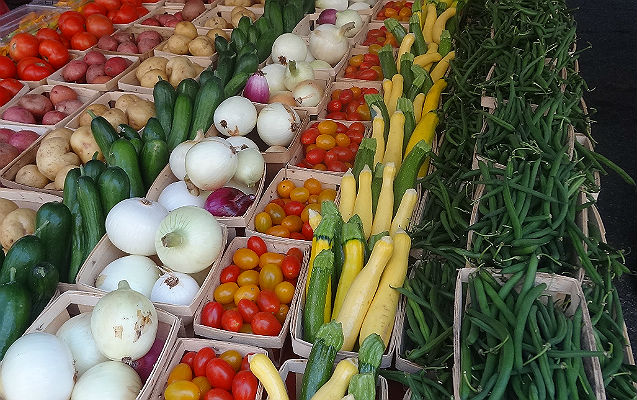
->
[174,21,198,40]
[0,208,36,250]
[79,104,110,127]
[166,34,191,55]
[126,101,155,130]
[206,28,229,41]
[140,69,169,88]
[101,108,127,129]
[36,137,81,180]
[15,164,49,189]
[136,57,169,81]
[70,126,103,163]
[204,16,230,29]
[114,94,142,114]
[0,199,18,227]
[188,36,214,56]
[45,128,73,143]
[54,164,77,190]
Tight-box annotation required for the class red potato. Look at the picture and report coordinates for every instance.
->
[0,129,13,143]
[137,30,162,43]
[157,14,178,26]
[84,50,108,66]
[41,110,67,125]
[55,100,84,114]
[0,143,20,168]
[104,57,131,77]
[113,32,135,43]
[137,38,161,54]
[174,12,184,21]
[141,17,161,26]
[62,60,89,82]
[117,41,139,54]
[2,106,36,124]
[49,86,78,105]
[86,64,106,83]
[97,35,119,51]
[91,76,112,84]
[9,130,39,151]
[18,94,53,118]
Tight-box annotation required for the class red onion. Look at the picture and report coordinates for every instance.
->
[318,8,338,25]
[205,187,255,217]
[123,338,164,383]
[243,71,270,103]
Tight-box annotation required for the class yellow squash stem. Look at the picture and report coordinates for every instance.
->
[249,354,289,400]
[431,51,456,82]
[308,209,322,231]
[359,230,411,347]
[371,116,385,165]
[382,79,393,109]
[335,236,394,351]
[371,162,396,235]
[423,79,448,114]
[405,111,439,157]
[390,189,419,236]
[396,33,415,72]
[387,74,403,115]
[422,3,437,44]
[332,222,365,320]
[413,93,426,123]
[413,52,442,68]
[383,111,406,168]
[353,165,373,239]
[338,170,356,221]
[433,7,457,44]
[310,358,359,400]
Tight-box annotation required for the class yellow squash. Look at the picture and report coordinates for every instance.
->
[405,111,439,157]
[433,7,457,44]
[383,111,406,169]
[250,354,289,400]
[413,93,426,123]
[353,165,373,239]
[371,162,396,235]
[422,3,437,44]
[423,79,447,114]
[382,79,392,109]
[390,189,419,236]
[338,171,356,221]
[413,52,442,68]
[332,219,365,320]
[310,358,359,400]
[371,116,385,166]
[396,33,415,72]
[387,74,403,115]
[431,51,455,82]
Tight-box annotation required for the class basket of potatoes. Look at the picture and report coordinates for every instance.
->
[216,1,263,23]
[154,21,217,60]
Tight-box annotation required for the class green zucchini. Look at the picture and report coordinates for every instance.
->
[224,72,250,98]
[400,53,414,90]
[142,117,167,142]
[234,52,259,76]
[409,13,427,55]
[97,166,130,216]
[35,202,72,280]
[367,231,388,258]
[28,262,58,322]
[364,94,390,141]
[438,29,452,57]
[393,139,431,213]
[378,44,398,80]
[384,18,407,43]
[397,97,416,151]
[214,53,236,86]
[167,94,193,151]
[77,176,105,257]
[140,139,169,190]
[358,333,384,382]
[107,139,145,197]
[64,168,85,283]
[153,78,177,136]
[0,235,46,286]
[352,138,377,185]
[82,159,106,180]
[89,111,119,158]
[303,249,334,343]
[348,373,376,400]
[371,162,384,214]
[118,124,139,140]
[300,321,344,400]
[320,202,343,296]
[177,78,199,101]
[190,76,223,139]
[0,271,31,358]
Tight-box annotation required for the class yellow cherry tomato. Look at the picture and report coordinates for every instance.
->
[219,350,242,372]
[259,252,284,268]
[290,187,310,203]
[233,248,260,270]
[237,270,260,287]
[167,363,193,385]
[191,376,212,395]
[277,180,295,198]
[214,282,239,304]
[164,380,200,400]
[234,284,260,305]
[259,264,284,291]
[318,188,337,203]
[274,281,295,304]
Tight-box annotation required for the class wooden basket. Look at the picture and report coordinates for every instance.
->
[193,236,311,349]
[452,268,605,400]
[25,290,182,400]
[0,85,100,130]
[276,359,389,400]
[97,26,174,60]
[47,54,140,91]
[292,12,370,46]
[316,80,383,124]
[147,337,266,399]
[75,225,228,324]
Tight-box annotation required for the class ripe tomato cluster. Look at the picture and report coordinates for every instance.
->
[4,30,72,81]
[344,52,382,81]
[83,0,150,25]
[362,26,399,48]
[0,77,23,107]
[375,1,414,21]
[165,348,258,400]
[325,86,379,121]
[254,178,337,240]
[201,237,304,336]
[297,120,365,173]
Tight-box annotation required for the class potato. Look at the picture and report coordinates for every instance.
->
[136,57,169,81]
[42,111,68,125]
[166,34,191,55]
[126,101,155,130]
[166,57,197,86]
[104,57,131,77]
[2,106,36,124]
[204,16,229,29]
[84,50,107,65]
[54,164,77,190]
[157,14,178,26]
[137,38,161,54]
[113,32,134,43]
[79,104,109,126]
[182,0,206,21]
[91,76,112,84]
[36,137,81,180]
[18,94,53,117]
[188,36,214,56]
[231,7,256,27]
[62,60,88,83]
[9,130,39,152]
[44,182,57,190]
[0,199,18,226]
[175,21,198,40]
[140,69,169,88]
[0,129,12,143]
[15,164,49,188]
[117,41,139,54]
[70,126,103,163]
[115,94,142,113]
[225,0,251,5]
[86,64,106,84]
[0,143,19,168]
[102,108,127,128]
[49,86,78,106]
[55,100,83,115]
[137,30,163,43]
[206,28,229,41]
[0,208,36,250]
[97,35,119,51]
[45,128,73,143]
[141,17,161,26]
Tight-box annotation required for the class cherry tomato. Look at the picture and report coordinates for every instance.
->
[318,188,337,203]
[168,363,193,384]
[289,232,305,240]
[203,388,233,400]
[364,53,380,64]
[70,32,98,51]
[327,160,348,172]
[256,290,281,313]
[358,68,379,81]
[9,33,39,61]
[287,247,304,262]
[201,301,225,328]
[283,200,304,217]
[317,120,338,135]
[0,57,16,79]
[259,264,283,291]
[264,203,286,225]
[276,179,295,198]
[316,134,336,150]
[327,99,342,113]
[232,370,259,400]
[290,187,310,203]
[266,225,290,238]
[348,142,359,154]
[348,130,364,144]
[349,121,365,135]
[302,222,313,240]
[335,133,351,147]
[221,309,243,332]
[247,236,267,256]
[192,376,212,395]
[275,281,295,304]
[214,282,239,304]
[357,104,371,120]
[275,303,290,323]
[326,111,348,120]
[300,128,320,145]
[240,354,252,371]
[305,147,326,164]
[251,312,283,336]
[281,255,301,280]
[334,146,355,162]
[181,351,196,368]
[281,215,303,233]
[313,163,327,171]
[18,59,53,81]
[86,14,115,38]
[164,380,200,400]
[206,358,235,391]
[233,248,259,270]
[339,88,354,103]
[237,298,259,323]
[254,212,272,233]
[233,284,260,305]
[219,350,242,372]
[237,270,259,287]
[220,264,240,283]
[96,0,121,10]
[324,148,339,165]
[346,112,362,121]
[193,347,216,377]
[259,252,284,268]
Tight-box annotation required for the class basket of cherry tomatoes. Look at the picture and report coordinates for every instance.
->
[373,0,414,22]
[322,82,381,122]
[361,25,399,49]
[339,48,383,81]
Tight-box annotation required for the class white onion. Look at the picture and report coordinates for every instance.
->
[71,361,142,400]
[225,178,257,195]
[336,10,363,37]
[1,333,75,400]
[316,0,348,10]
[283,61,315,91]
[170,140,197,180]
[293,80,324,107]
[214,96,257,136]
[261,64,287,93]
[91,280,158,361]
[96,255,161,297]
[310,59,332,69]
[155,206,223,274]
[151,272,200,305]
[348,2,370,10]
[305,51,315,62]
[56,313,108,376]
[158,181,210,211]
[309,23,353,65]
[234,147,265,188]
[271,33,307,64]
[257,103,301,147]
[106,198,168,256]
[185,139,237,191]
[226,136,259,151]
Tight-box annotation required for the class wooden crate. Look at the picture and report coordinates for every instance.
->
[47,54,140,91]
[75,225,228,325]
[97,26,174,60]
[316,80,383,124]
[25,290,182,400]
[452,268,605,400]
[193,236,310,350]
[276,359,389,400]
[147,338,266,399]
[292,12,371,46]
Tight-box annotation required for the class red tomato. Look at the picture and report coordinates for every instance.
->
[247,236,267,256]
[181,351,196,368]
[339,88,354,104]
[281,255,301,280]
[327,99,342,113]
[345,101,359,115]
[201,301,224,328]
[59,15,85,40]
[71,32,97,50]
[348,142,359,154]
[364,53,380,64]
[270,198,285,208]
[325,111,347,120]
[335,122,348,133]
[136,6,149,16]
[363,87,379,95]
[305,147,326,164]
[82,2,107,16]
[324,148,340,164]
[290,232,305,240]
[286,247,303,262]
[220,264,240,283]
[203,388,233,400]
[35,28,62,43]
[17,57,40,76]
[221,309,243,332]
[0,57,16,79]
[348,122,365,135]
[86,14,114,38]
[302,222,313,240]
[358,69,379,80]
[193,347,216,377]
[327,160,348,172]
[300,128,319,145]
[59,10,83,24]
[0,87,12,107]
[38,40,69,69]
[256,290,280,313]
[9,33,40,61]
[240,354,252,371]
[232,371,259,400]
[284,201,304,217]
[96,0,121,10]
[0,79,23,95]
[205,358,235,391]
[112,4,138,23]
[251,312,282,336]
[19,59,54,81]
[348,130,364,144]
[237,299,259,323]
[334,146,354,162]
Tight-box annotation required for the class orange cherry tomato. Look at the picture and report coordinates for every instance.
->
[316,134,336,150]
[233,248,259,270]
[275,303,290,324]
[266,225,290,238]
[289,187,310,203]
[264,203,286,225]
[357,104,371,120]
[277,180,295,198]
[318,188,337,203]
[368,43,383,54]
[349,54,364,67]
[313,163,327,171]
[167,363,193,384]
[281,215,303,233]
[254,212,272,233]
[214,282,239,304]
[317,120,337,135]
[307,194,319,204]
[259,252,284,268]
[239,323,253,334]
[164,380,200,400]
[219,350,242,372]
[191,376,212,395]
[335,133,351,147]
[331,89,341,100]
[275,281,295,304]
[259,264,284,291]
[304,178,322,195]
[237,270,260,287]
[234,284,260,305]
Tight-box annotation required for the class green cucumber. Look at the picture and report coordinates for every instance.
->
[247,25,258,44]
[35,202,72,280]
[167,94,193,151]
[28,262,58,322]
[190,76,223,139]
[97,166,130,216]
[153,78,177,136]
[198,69,215,87]
[89,111,119,158]
[237,43,257,60]
[283,1,301,33]
[237,16,251,37]
[255,15,272,36]
[142,117,166,142]
[0,235,46,286]
[107,139,145,197]
[140,139,169,190]
[256,31,278,63]
[118,124,139,140]
[300,321,344,400]
[214,53,236,86]
[393,139,431,213]
[77,176,105,257]
[82,159,106,180]
[214,35,230,53]
[303,249,334,343]
[0,272,31,358]
[130,138,143,154]
[234,52,259,76]
[224,72,250,98]
[231,29,247,52]
[64,168,85,283]
[264,0,284,36]
[177,78,199,101]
